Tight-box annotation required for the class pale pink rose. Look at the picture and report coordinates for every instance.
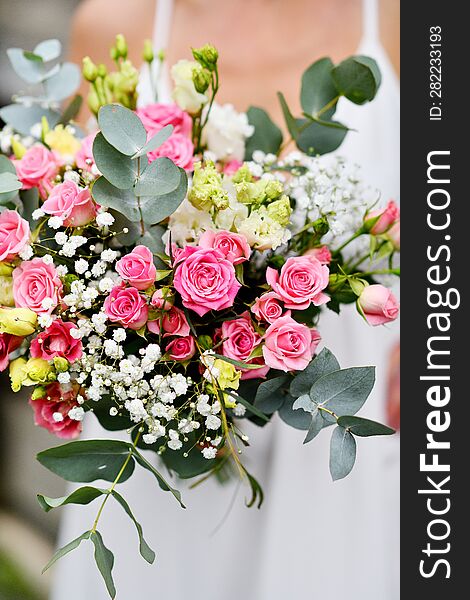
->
[198,230,250,265]
[263,312,321,372]
[304,245,332,265]
[13,258,62,315]
[115,245,156,291]
[148,133,194,171]
[388,221,400,250]
[150,289,174,310]
[75,133,97,172]
[223,160,243,176]
[221,311,269,379]
[42,181,97,227]
[103,284,149,330]
[173,247,241,317]
[0,333,23,371]
[148,306,190,337]
[30,320,82,363]
[136,103,192,137]
[266,256,329,310]
[13,145,58,199]
[251,292,284,324]
[0,210,30,261]
[29,382,82,439]
[358,284,400,326]
[367,200,400,234]
[166,335,196,361]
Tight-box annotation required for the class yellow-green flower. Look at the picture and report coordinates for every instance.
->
[0,275,14,307]
[188,161,229,212]
[9,357,27,392]
[0,307,37,336]
[24,358,55,384]
[266,195,292,226]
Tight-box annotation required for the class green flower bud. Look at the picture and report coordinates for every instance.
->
[143,39,154,64]
[188,161,229,212]
[82,56,98,82]
[192,64,211,94]
[115,34,128,59]
[87,88,100,115]
[31,385,47,401]
[197,335,213,351]
[265,179,284,201]
[231,164,253,184]
[26,358,55,383]
[110,46,119,62]
[11,137,26,159]
[192,44,219,71]
[157,49,165,62]
[53,357,69,373]
[266,195,292,226]
[0,307,37,336]
[10,358,27,392]
[97,63,107,78]
[0,262,14,276]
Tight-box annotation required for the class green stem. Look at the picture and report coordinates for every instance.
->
[359,268,400,277]
[136,156,145,236]
[314,95,340,119]
[332,230,364,256]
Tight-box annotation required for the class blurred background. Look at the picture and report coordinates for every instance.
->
[0,3,79,598]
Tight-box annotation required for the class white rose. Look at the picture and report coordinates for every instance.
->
[202,103,254,162]
[171,59,208,114]
[166,198,215,246]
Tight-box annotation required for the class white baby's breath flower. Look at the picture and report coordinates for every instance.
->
[18,244,33,260]
[74,259,89,274]
[57,372,71,384]
[113,328,127,342]
[202,446,217,459]
[54,232,68,245]
[100,249,117,263]
[52,412,64,423]
[48,216,63,230]
[32,208,45,220]
[42,254,54,265]
[56,265,68,276]
[63,170,80,184]
[68,406,85,421]
[41,297,54,310]
[96,212,115,227]
[38,314,53,328]
[98,277,114,293]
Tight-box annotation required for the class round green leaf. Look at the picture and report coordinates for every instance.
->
[336,416,395,437]
[98,104,147,156]
[134,157,181,197]
[132,125,174,159]
[244,106,283,159]
[93,133,138,190]
[34,39,61,62]
[279,395,311,430]
[329,426,357,480]
[0,172,21,194]
[139,167,188,225]
[301,57,337,117]
[332,55,381,105]
[254,374,289,414]
[0,104,60,136]
[296,119,347,155]
[311,366,375,416]
[45,62,80,102]
[91,177,140,222]
[7,47,44,83]
[290,348,340,398]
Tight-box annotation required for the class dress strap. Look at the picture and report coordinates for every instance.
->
[362,0,380,44]
[152,0,175,52]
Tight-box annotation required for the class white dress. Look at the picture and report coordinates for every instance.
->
[51,1,399,598]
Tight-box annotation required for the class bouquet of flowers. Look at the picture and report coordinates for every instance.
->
[0,36,399,597]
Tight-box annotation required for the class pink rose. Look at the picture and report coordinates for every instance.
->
[358,284,400,326]
[30,320,82,363]
[42,180,97,227]
[148,133,194,171]
[148,306,190,337]
[137,103,192,137]
[29,383,82,439]
[263,312,321,372]
[115,245,156,291]
[367,200,400,234]
[166,335,196,361]
[13,258,62,315]
[223,160,243,176]
[103,284,149,330]
[198,230,251,265]
[267,256,329,310]
[13,145,58,199]
[251,292,284,324]
[75,133,98,172]
[0,210,30,261]
[388,221,400,250]
[173,247,241,317]
[0,333,23,371]
[304,245,332,265]
[221,311,269,379]
[151,288,174,310]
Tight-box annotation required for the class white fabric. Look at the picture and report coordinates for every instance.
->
[51,1,399,598]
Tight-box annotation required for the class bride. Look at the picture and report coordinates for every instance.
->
[51,1,400,598]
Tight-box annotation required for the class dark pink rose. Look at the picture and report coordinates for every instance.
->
[42,180,97,227]
[304,245,332,265]
[115,245,156,291]
[30,320,82,363]
[13,145,58,199]
[251,292,284,324]
[150,288,174,310]
[148,133,194,170]
[13,258,63,315]
[0,333,23,371]
[173,247,241,317]
[221,311,268,379]
[367,200,400,234]
[136,103,192,137]
[166,335,196,361]
[29,382,82,439]
[198,229,251,265]
[266,256,329,310]
[0,210,30,261]
[148,306,190,337]
[263,312,321,372]
[358,284,400,326]
[103,283,149,330]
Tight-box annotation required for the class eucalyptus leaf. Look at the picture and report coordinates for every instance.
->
[57,94,83,126]
[139,225,166,254]
[34,39,61,62]
[132,125,173,159]
[98,104,147,156]
[311,366,375,416]
[132,447,185,508]
[37,486,105,513]
[227,391,269,422]
[0,104,60,136]
[244,106,283,159]
[245,471,264,508]
[0,172,21,193]
[139,167,188,224]
[134,157,181,197]
[91,531,116,599]
[254,374,289,414]
[111,490,155,564]
[109,210,142,246]
[91,177,140,222]
[329,426,357,480]
[7,47,44,83]
[303,408,324,444]
[301,57,337,117]
[277,92,300,138]
[336,416,395,437]
[37,439,136,483]
[93,133,139,190]
[290,348,340,398]
[292,394,316,413]
[42,531,91,574]
[278,395,311,430]
[296,118,347,155]
[332,55,381,105]
[45,62,81,102]
[18,188,39,224]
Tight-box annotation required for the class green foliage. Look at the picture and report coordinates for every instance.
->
[332,55,381,105]
[254,374,289,414]
[132,447,185,507]
[336,416,395,437]
[90,531,116,598]
[111,491,156,564]
[329,426,357,481]
[37,486,105,512]
[244,106,283,159]
[290,348,340,398]
[42,531,91,574]
[98,104,147,156]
